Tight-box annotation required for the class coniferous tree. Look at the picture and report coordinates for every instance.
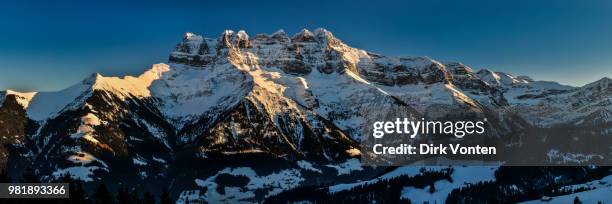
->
[159,188,172,204]
[92,182,113,204]
[0,169,10,183]
[72,181,89,204]
[116,186,130,204]
[142,191,155,204]
[129,188,142,204]
[60,173,88,204]
[19,167,40,183]
[574,196,582,204]
[429,183,436,194]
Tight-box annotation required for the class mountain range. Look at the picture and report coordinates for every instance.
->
[0,28,610,203]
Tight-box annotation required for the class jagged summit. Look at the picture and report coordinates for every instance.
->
[292,28,314,38]
[2,90,36,108]
[515,75,534,83]
[82,73,103,85]
[314,28,331,35]
[4,28,609,129]
[0,28,608,139]
[178,28,336,42]
[184,32,203,41]
[475,68,535,86]
[271,29,286,35]
[579,76,611,95]
[585,76,612,87]
[176,28,341,47]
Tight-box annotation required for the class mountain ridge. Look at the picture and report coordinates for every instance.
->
[0,28,610,203]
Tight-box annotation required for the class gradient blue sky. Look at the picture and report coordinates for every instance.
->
[1,0,611,91]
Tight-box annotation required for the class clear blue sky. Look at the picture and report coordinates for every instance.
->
[1,0,610,91]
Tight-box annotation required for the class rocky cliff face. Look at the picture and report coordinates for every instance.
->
[0,94,36,168]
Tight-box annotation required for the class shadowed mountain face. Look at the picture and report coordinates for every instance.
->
[0,28,610,203]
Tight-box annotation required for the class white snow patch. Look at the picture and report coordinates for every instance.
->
[400,166,498,203]
[138,171,148,179]
[132,156,148,166]
[547,149,604,164]
[329,166,445,193]
[325,158,363,176]
[25,80,91,120]
[297,160,322,173]
[5,90,36,108]
[191,167,304,203]
[52,166,108,182]
[522,176,612,204]
[66,152,108,168]
[152,156,167,164]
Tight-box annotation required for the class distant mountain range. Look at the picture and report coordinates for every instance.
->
[0,28,610,203]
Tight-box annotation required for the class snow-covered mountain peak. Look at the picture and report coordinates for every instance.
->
[26,64,171,119]
[86,74,148,99]
[475,69,503,86]
[269,29,291,42]
[6,28,608,133]
[313,27,331,35]
[498,72,528,84]
[292,28,316,42]
[184,32,203,42]
[221,29,234,36]
[583,77,611,90]
[271,29,286,36]
[515,75,534,83]
[313,27,336,41]
[82,73,103,85]
[178,32,205,53]
[219,29,249,42]
[475,69,532,87]
[295,28,314,37]
[236,30,249,40]
[445,62,474,75]
[3,90,36,109]
[218,29,250,50]
[138,63,171,84]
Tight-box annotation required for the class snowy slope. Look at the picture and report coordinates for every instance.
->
[4,90,36,109]
[507,77,611,126]
[400,166,498,203]
[327,165,499,202]
[520,175,612,204]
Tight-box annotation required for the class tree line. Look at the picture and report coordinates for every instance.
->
[0,168,173,204]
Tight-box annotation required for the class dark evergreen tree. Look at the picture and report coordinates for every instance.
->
[0,170,15,204]
[92,182,113,204]
[61,173,88,204]
[159,188,172,204]
[574,196,582,204]
[142,191,155,204]
[72,181,89,204]
[0,170,10,183]
[19,167,40,183]
[265,168,452,203]
[116,186,130,204]
[129,189,142,204]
